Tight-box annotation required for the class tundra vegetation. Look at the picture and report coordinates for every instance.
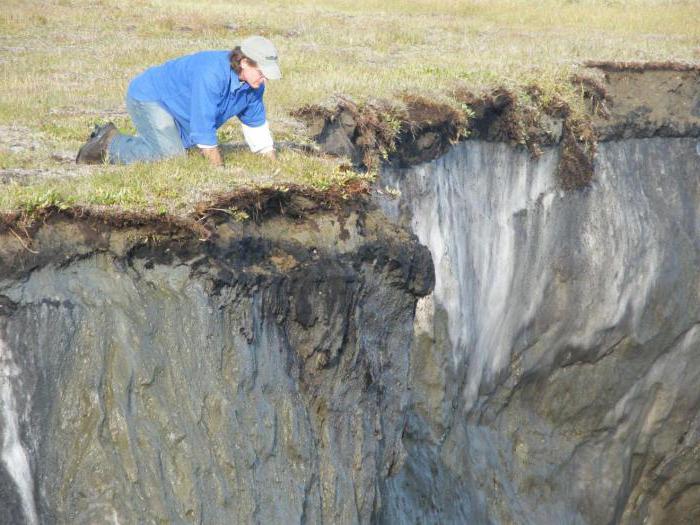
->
[1,0,698,218]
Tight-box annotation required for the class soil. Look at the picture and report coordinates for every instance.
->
[193,180,370,224]
[294,61,699,191]
[584,64,700,140]
[0,181,371,250]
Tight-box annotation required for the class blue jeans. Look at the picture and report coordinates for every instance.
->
[108,98,186,164]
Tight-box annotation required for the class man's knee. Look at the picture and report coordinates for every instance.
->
[151,138,185,159]
[144,124,185,159]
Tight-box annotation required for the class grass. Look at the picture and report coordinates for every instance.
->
[0,0,698,215]
[0,149,370,216]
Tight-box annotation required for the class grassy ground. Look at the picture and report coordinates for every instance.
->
[1,0,698,216]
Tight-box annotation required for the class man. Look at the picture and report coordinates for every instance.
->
[76,35,280,166]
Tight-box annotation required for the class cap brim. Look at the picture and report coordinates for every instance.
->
[260,62,282,80]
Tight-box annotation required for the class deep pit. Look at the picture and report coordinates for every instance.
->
[0,63,699,525]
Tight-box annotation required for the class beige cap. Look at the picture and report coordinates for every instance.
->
[240,36,282,80]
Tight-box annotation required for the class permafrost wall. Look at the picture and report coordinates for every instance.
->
[379,138,700,524]
[0,212,433,524]
[0,338,38,525]
[0,136,698,524]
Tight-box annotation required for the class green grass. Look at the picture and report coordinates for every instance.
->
[0,0,698,214]
[0,149,372,216]
[0,150,35,170]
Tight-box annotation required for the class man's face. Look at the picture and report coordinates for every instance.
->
[239,59,266,89]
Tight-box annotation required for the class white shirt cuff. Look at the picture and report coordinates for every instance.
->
[241,121,274,154]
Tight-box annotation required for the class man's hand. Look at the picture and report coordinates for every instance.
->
[199,146,223,167]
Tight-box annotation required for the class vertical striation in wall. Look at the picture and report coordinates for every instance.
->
[379,138,700,524]
[0,211,434,524]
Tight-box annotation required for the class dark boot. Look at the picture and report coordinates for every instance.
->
[76,123,119,164]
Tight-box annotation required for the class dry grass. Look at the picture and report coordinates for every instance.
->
[0,149,370,216]
[0,0,698,213]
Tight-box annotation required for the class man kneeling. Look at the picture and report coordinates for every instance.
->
[76,35,280,166]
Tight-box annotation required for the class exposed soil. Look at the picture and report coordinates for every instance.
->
[454,85,575,157]
[294,61,699,191]
[395,95,469,167]
[193,179,370,224]
[0,181,372,252]
[584,60,700,73]
[0,184,432,305]
[292,97,402,169]
[0,125,51,155]
[583,63,700,141]
[557,124,595,191]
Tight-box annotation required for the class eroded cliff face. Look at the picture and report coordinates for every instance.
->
[378,137,700,524]
[0,210,433,524]
[1,65,698,525]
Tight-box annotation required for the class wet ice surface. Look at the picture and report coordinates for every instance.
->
[379,137,700,524]
[0,337,38,525]
[382,141,561,409]
[382,138,700,410]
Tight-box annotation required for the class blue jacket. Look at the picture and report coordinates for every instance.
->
[127,50,266,148]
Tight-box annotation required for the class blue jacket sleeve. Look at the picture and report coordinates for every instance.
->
[189,70,224,146]
[238,84,267,128]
